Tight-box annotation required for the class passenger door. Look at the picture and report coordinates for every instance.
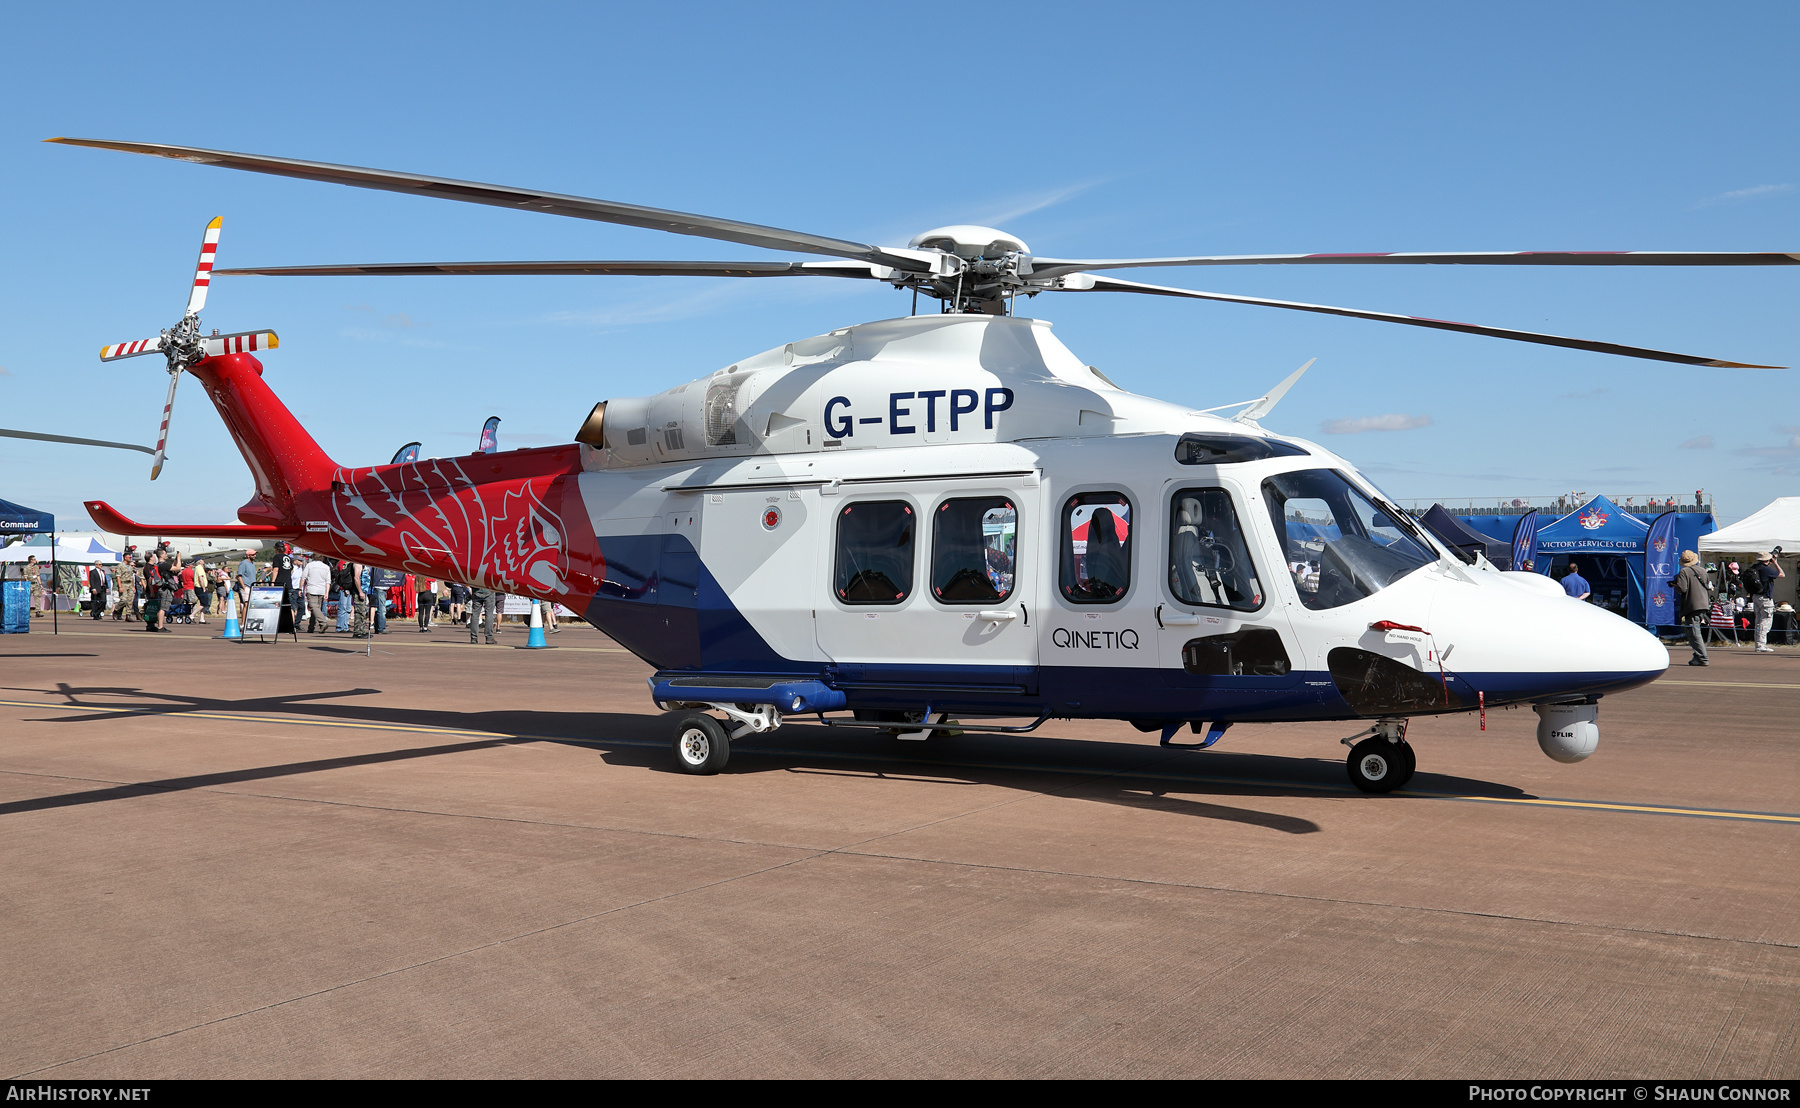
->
[814,478,1038,689]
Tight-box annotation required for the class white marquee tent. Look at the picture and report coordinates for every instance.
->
[0,535,121,563]
[1700,498,1800,555]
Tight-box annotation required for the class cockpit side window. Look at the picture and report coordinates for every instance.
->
[1168,487,1264,611]
[1261,470,1436,610]
[1060,492,1132,604]
[835,500,914,604]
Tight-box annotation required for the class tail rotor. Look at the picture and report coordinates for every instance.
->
[98,217,279,480]
[186,215,221,315]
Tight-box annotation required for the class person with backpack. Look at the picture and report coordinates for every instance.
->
[144,555,174,632]
[1749,552,1785,653]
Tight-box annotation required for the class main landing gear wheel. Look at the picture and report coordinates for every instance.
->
[672,713,730,775]
[1347,737,1415,794]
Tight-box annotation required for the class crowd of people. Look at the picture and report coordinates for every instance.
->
[6,542,566,644]
[1556,551,1788,662]
[270,542,563,643]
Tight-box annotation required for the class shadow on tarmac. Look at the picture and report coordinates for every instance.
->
[0,682,1532,828]
[3,654,99,659]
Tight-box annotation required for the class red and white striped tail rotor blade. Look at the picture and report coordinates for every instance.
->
[185,216,223,316]
[150,371,180,481]
[201,329,279,358]
[100,336,165,362]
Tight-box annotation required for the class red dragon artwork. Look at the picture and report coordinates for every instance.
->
[85,353,606,613]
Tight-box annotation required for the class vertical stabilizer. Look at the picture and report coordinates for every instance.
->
[185,352,339,528]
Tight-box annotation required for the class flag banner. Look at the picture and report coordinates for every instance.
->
[1644,511,1678,628]
[1510,510,1540,572]
[478,416,500,454]
[391,441,421,465]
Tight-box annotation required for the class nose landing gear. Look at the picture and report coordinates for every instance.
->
[1342,718,1415,793]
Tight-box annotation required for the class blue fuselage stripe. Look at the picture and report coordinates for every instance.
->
[582,533,1659,720]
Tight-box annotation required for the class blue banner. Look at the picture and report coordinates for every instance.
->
[2,580,29,633]
[478,416,500,454]
[1644,510,1678,628]
[390,441,421,465]
[1510,511,1540,573]
[370,568,405,589]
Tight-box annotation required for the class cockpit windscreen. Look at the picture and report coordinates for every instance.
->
[1261,469,1437,610]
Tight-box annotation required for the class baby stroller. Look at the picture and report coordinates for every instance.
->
[164,597,196,624]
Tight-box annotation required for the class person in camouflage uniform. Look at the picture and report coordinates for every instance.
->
[113,559,138,620]
[24,556,43,617]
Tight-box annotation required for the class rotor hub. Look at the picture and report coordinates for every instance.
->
[908,225,1030,260]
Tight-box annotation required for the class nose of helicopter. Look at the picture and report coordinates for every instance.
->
[1430,571,1669,703]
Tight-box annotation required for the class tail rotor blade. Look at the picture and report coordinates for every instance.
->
[186,217,223,315]
[202,329,278,358]
[100,337,165,362]
[150,371,180,481]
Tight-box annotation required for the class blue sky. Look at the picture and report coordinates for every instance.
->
[2,1,1795,528]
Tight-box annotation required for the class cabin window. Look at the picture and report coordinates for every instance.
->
[1261,469,1436,610]
[931,497,1017,603]
[835,500,914,604]
[1168,487,1264,611]
[1060,492,1132,604]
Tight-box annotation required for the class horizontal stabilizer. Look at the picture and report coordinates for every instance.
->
[84,500,301,538]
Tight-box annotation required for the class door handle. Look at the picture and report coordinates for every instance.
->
[977,610,1018,622]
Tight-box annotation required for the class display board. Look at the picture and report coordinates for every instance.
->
[243,585,285,635]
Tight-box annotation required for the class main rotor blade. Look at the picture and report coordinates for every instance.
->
[0,427,156,456]
[1027,250,1800,280]
[186,216,222,315]
[215,259,886,279]
[1072,275,1784,368]
[47,138,935,274]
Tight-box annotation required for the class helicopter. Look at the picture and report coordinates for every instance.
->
[50,138,1794,791]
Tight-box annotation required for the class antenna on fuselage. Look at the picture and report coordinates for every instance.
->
[1233,358,1315,428]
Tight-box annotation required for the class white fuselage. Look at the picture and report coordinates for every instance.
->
[571,314,1667,724]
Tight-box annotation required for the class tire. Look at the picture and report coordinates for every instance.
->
[1347,736,1410,794]
[672,713,730,775]
[1391,741,1417,789]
